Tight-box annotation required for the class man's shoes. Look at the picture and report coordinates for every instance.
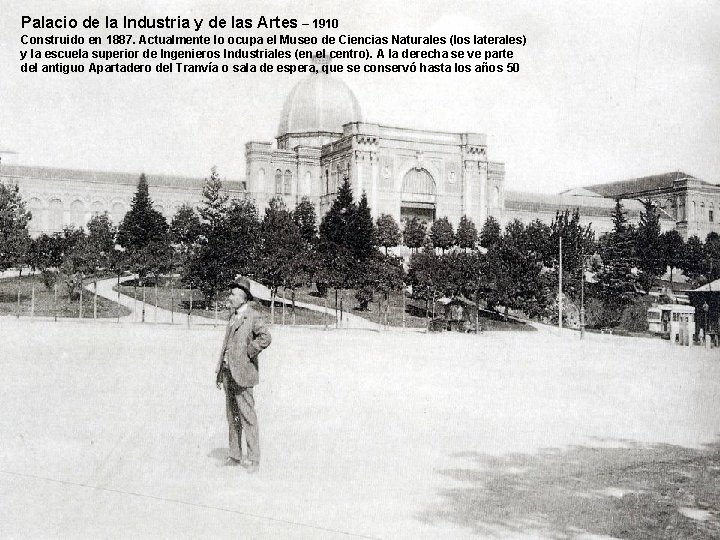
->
[223,456,242,467]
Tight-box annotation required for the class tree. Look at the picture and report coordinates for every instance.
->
[318,177,358,292]
[550,209,594,272]
[170,204,201,248]
[319,177,355,248]
[549,209,595,302]
[0,182,32,272]
[635,200,664,290]
[184,169,258,304]
[116,174,170,281]
[376,213,401,254]
[456,215,478,251]
[480,216,502,250]
[365,252,405,319]
[349,191,376,263]
[659,230,684,282]
[430,217,455,253]
[292,197,318,246]
[681,235,705,282]
[594,200,641,321]
[85,212,115,276]
[28,233,65,290]
[169,204,201,272]
[225,199,261,276]
[403,216,427,252]
[407,238,442,317]
[256,197,303,302]
[485,219,552,318]
[57,226,89,299]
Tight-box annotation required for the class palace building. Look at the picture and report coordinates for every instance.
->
[1,70,718,241]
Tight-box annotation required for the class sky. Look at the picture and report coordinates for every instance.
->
[0,0,718,194]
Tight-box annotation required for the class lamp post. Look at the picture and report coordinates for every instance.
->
[558,237,563,330]
[580,255,585,340]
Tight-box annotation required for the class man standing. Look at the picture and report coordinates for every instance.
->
[215,277,272,473]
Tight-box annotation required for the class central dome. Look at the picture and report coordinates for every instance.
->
[277,72,362,137]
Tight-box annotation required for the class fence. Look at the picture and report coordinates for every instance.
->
[0,274,432,333]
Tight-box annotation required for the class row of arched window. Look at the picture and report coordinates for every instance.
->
[26,198,176,233]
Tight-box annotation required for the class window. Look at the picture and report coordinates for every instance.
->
[70,200,85,227]
[284,170,292,195]
[275,169,282,194]
[710,210,714,223]
[50,199,64,231]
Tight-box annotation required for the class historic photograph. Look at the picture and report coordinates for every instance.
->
[1,0,719,537]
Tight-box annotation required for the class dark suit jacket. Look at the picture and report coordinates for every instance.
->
[218,303,272,387]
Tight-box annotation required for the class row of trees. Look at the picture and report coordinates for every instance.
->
[4,172,720,328]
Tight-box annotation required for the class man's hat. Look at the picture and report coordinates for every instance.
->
[229,276,253,300]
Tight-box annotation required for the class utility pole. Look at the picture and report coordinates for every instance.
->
[580,252,585,340]
[558,237,563,330]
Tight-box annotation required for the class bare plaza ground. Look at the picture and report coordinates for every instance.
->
[1,319,719,538]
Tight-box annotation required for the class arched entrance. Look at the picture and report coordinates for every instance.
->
[400,168,436,223]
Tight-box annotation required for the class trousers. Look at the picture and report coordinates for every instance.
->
[224,371,260,463]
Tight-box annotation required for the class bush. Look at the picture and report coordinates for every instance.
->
[617,297,653,333]
[584,297,625,329]
[355,286,373,311]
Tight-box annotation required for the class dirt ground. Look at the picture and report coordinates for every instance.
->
[0,319,718,538]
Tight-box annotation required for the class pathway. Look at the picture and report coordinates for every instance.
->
[90,276,217,326]
[89,276,383,330]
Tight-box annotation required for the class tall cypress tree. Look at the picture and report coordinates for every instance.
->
[318,177,357,290]
[116,174,170,280]
[635,200,664,287]
[350,191,376,262]
[595,199,641,317]
[319,177,355,247]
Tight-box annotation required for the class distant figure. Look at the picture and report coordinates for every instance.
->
[215,277,272,473]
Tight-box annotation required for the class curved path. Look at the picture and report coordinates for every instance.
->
[89,276,382,330]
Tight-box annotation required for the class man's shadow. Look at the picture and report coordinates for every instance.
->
[208,448,229,464]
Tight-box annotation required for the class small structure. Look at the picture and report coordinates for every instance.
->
[687,278,720,346]
[648,304,695,345]
[435,296,477,332]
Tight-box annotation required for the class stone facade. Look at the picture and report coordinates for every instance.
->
[2,71,718,242]
[0,160,244,236]
[247,122,503,229]
[580,172,720,240]
[246,71,505,229]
